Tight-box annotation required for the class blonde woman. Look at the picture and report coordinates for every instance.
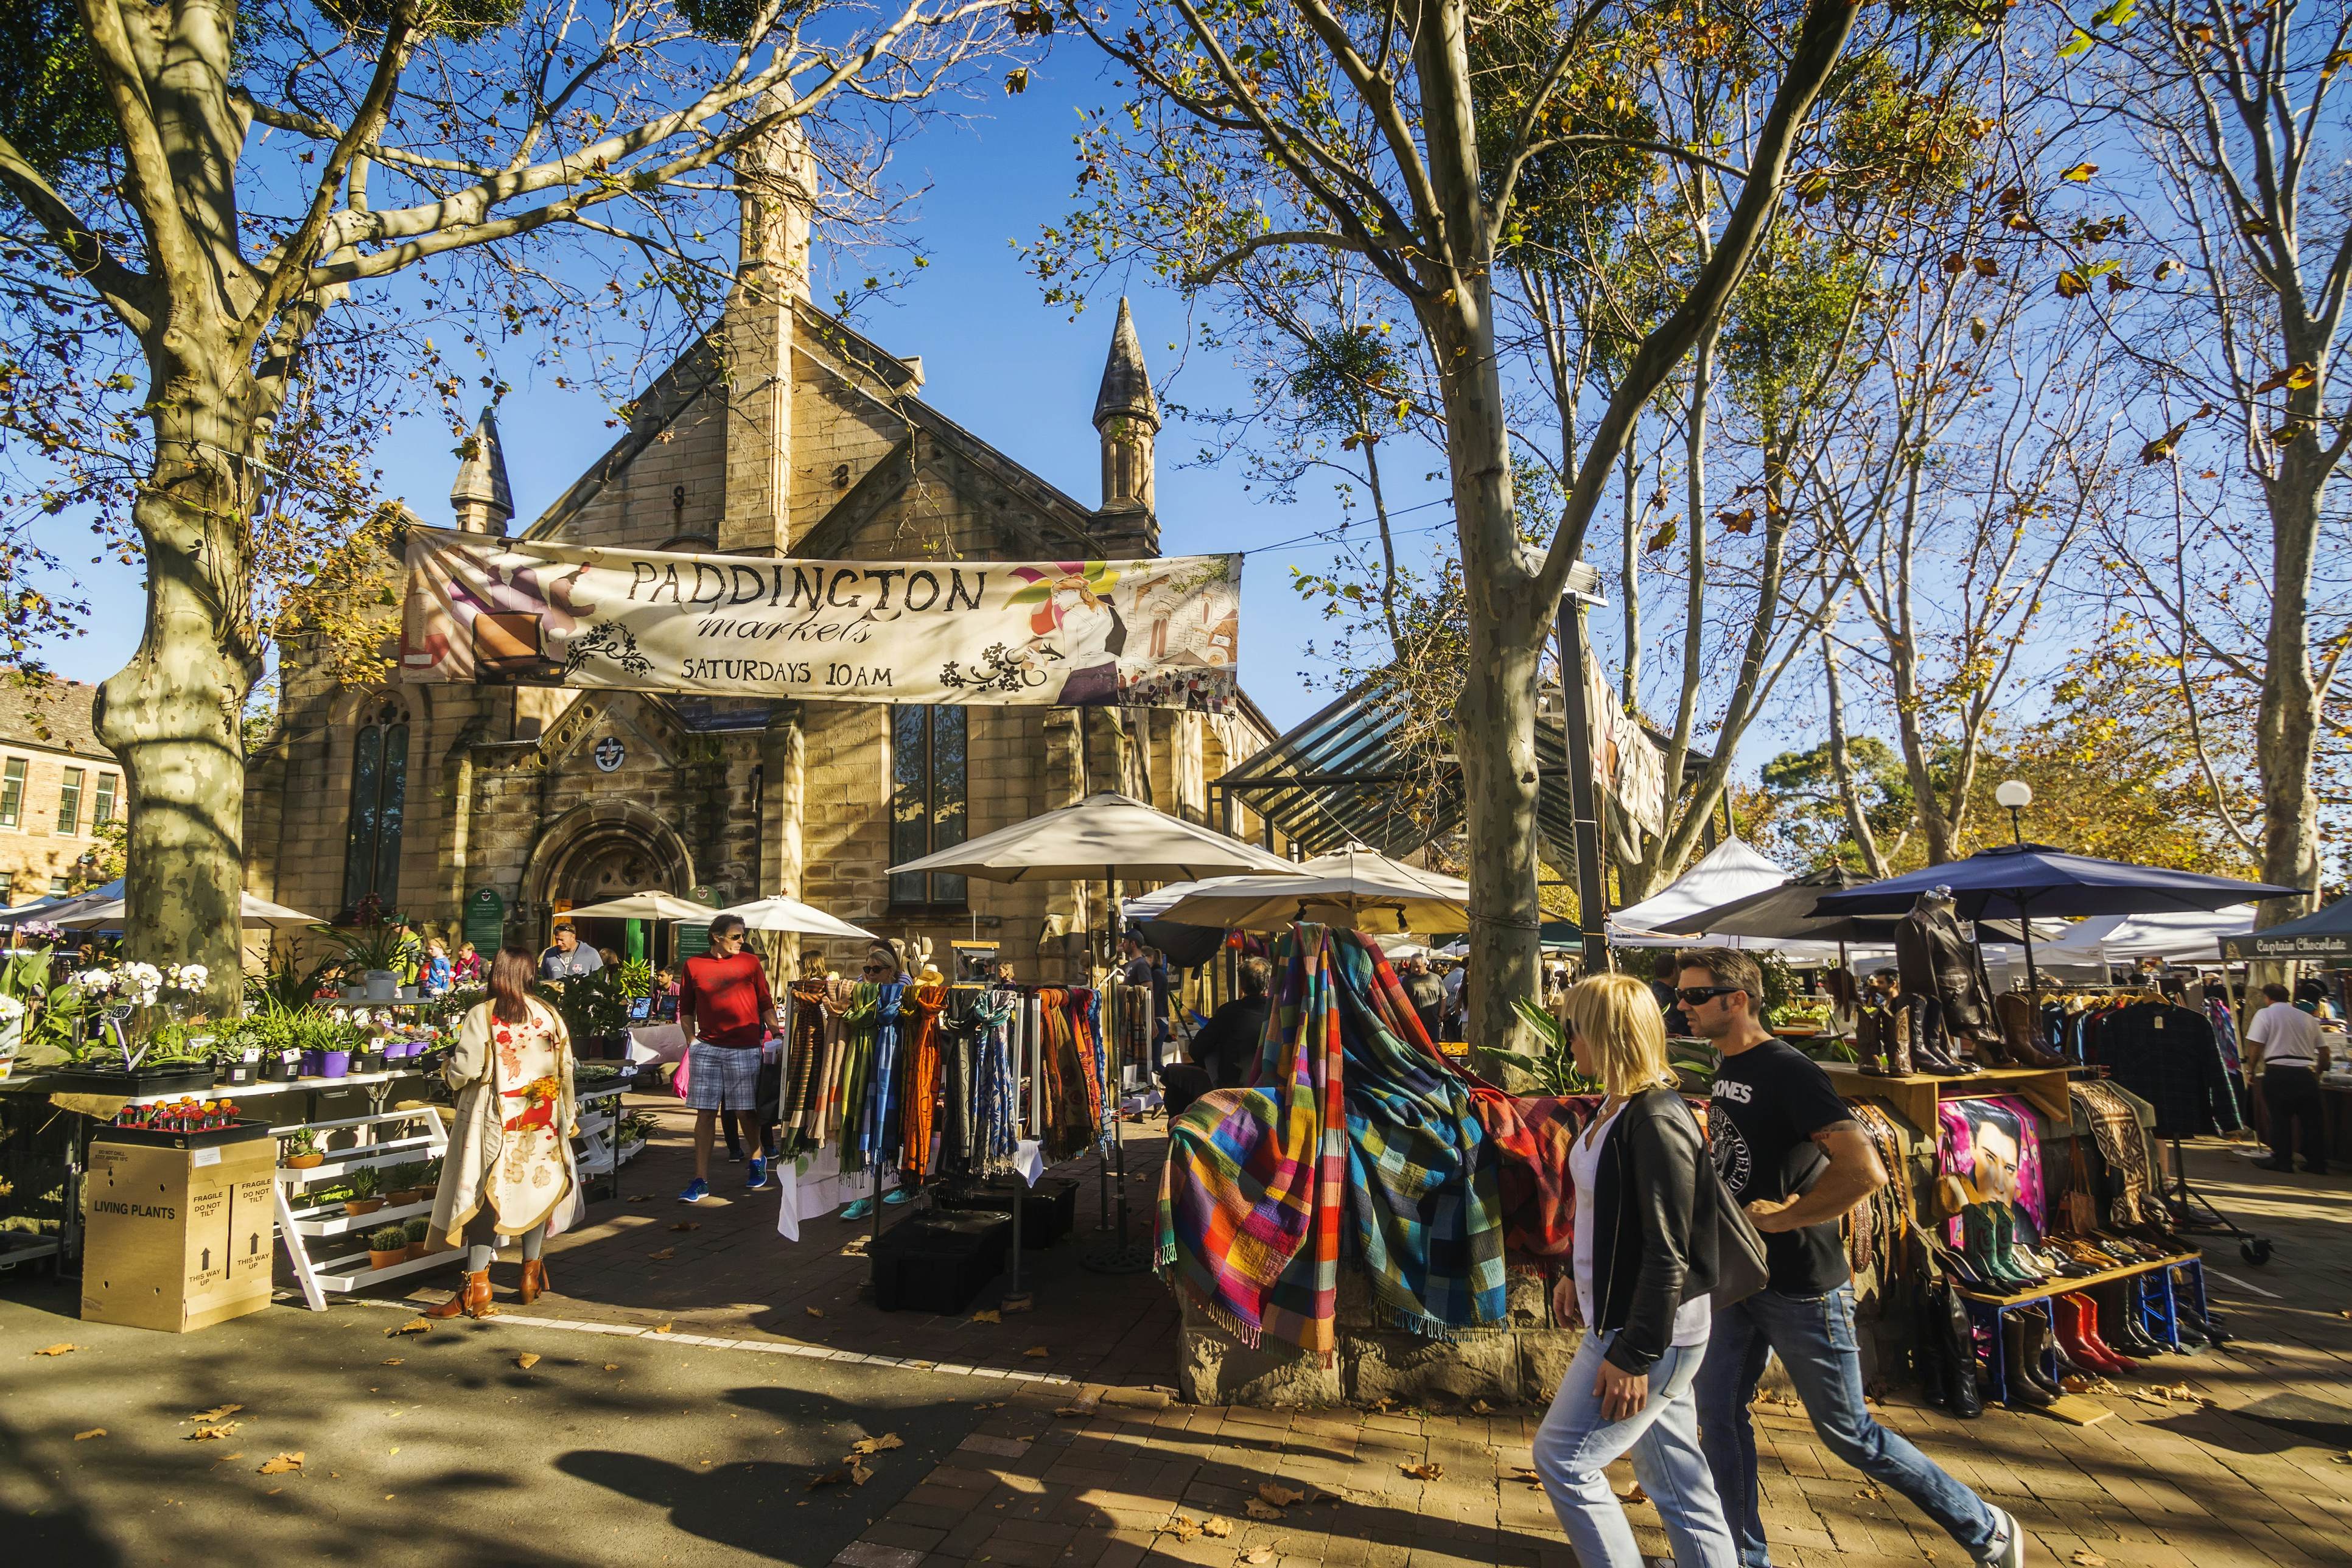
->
[1531,972,1737,1568]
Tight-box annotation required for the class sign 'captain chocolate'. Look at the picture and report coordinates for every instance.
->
[399,527,1244,711]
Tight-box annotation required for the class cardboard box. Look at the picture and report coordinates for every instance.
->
[82,1128,277,1333]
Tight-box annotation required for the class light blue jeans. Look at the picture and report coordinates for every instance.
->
[1533,1329,1737,1568]
[1696,1284,1997,1566]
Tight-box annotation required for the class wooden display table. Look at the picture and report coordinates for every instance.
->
[1821,1063,2071,1136]
[1953,1248,2207,1409]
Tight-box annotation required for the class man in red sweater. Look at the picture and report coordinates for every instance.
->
[678,913,782,1203]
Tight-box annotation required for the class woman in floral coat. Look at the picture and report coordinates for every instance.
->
[427,945,577,1318]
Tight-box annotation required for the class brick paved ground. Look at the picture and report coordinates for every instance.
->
[398,1107,2352,1567]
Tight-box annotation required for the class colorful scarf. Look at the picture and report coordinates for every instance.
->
[1328,933,1507,1336]
[780,981,829,1155]
[1158,923,1347,1357]
[898,985,948,1183]
[974,990,1024,1175]
[1038,988,1102,1162]
[835,983,881,1157]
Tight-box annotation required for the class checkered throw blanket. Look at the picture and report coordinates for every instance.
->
[1158,925,1509,1357]
[1466,1086,1594,1262]
[1157,923,1347,1357]
[1329,933,1507,1337]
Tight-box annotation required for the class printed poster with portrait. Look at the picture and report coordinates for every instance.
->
[398,528,1243,712]
[1935,1094,2046,1242]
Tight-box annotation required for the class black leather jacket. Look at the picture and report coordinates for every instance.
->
[1586,1085,1723,1375]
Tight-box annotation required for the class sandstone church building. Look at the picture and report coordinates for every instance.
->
[243,121,1284,975]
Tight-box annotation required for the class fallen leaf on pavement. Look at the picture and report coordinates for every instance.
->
[849,1458,873,1485]
[806,1307,825,1318]
[1242,1549,1276,1566]
[385,1318,431,1338]
[1023,1345,1048,1358]
[971,1309,1002,1324]
[1167,1517,1201,1543]
[1399,1461,1443,1481]
[1258,1483,1306,1507]
[1619,1483,1648,1505]
[1244,1499,1284,1521]
[190,1404,244,1423]
[648,1247,676,1261]
[515,1353,541,1370]
[380,1359,404,1367]
[652,1323,674,1334]
[603,1363,620,1372]
[1055,1407,1091,1418]
[258,1453,304,1475]
[33,1344,78,1357]
[848,1433,903,1455]
[807,1468,850,1489]
[1200,1518,1232,1538]
[187,1424,240,1441]
[670,1221,701,1231]
[2069,1553,2106,1567]
[74,1428,106,1441]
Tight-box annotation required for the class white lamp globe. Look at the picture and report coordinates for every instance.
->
[1994,779,2034,810]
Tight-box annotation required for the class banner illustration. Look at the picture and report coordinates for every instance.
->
[398,528,1242,711]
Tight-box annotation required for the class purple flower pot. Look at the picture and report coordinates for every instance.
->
[299,1049,323,1076]
[320,1049,351,1079]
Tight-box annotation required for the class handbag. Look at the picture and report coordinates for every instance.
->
[1707,1161,1772,1309]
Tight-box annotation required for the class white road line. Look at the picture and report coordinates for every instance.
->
[326,1295,1077,1382]
[2203,1267,2283,1299]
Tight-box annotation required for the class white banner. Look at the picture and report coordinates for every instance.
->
[398,528,1243,710]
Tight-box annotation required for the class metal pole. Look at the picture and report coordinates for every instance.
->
[1555,593,1611,973]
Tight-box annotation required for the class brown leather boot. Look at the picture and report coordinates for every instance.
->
[426,1269,495,1319]
[1994,992,2070,1069]
[1855,1005,1887,1075]
[1885,1000,1916,1076]
[519,1259,551,1305]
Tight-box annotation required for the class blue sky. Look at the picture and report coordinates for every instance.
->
[38,46,1457,738]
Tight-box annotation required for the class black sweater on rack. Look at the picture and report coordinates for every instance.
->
[2094,1000,2243,1139]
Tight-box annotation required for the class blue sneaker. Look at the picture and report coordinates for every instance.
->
[679,1177,710,1203]
[746,1157,769,1191]
[883,1187,911,1206]
[839,1197,873,1221]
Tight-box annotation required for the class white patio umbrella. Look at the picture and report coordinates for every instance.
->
[562,889,719,923]
[1155,845,1470,935]
[60,889,324,930]
[888,791,1301,883]
[711,894,877,942]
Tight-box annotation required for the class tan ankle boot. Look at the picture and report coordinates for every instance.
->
[427,1269,495,1319]
[519,1259,551,1305]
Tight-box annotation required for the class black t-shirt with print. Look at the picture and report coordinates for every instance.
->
[1706,1037,1856,1297]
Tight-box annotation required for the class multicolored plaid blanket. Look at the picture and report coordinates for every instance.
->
[1158,925,1510,1357]
[1466,1085,1592,1262]
[1330,934,1507,1337]
[1158,924,1346,1356]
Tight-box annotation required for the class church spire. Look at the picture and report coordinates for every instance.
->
[449,407,514,534]
[1093,297,1160,524]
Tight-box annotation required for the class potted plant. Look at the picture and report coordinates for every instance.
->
[343,1166,384,1217]
[403,1215,432,1259]
[366,1224,409,1271]
[355,1035,387,1074]
[322,905,411,1003]
[386,1162,430,1206]
[282,1129,324,1169]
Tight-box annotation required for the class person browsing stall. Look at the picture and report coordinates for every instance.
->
[539,923,603,980]
[1531,972,1741,1568]
[1676,946,2025,1568]
[2249,981,2330,1175]
[677,913,782,1203]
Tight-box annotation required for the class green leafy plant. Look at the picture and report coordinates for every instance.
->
[347,1166,379,1199]
[1486,998,1601,1096]
[541,966,632,1040]
[321,913,410,976]
[246,940,344,1011]
[282,1129,320,1159]
[618,957,654,998]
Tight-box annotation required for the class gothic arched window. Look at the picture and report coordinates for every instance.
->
[341,699,410,915]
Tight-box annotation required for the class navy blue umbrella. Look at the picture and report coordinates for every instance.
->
[1816,842,2302,993]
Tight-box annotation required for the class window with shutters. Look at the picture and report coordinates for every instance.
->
[341,701,410,915]
[887,705,967,909]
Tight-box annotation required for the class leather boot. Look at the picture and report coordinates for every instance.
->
[1971,1018,2014,1067]
[2001,1316,2054,1407]
[1994,993,2071,1069]
[2093,1284,2165,1357]
[2018,1310,2066,1398]
[1856,1005,1888,1076]
[519,1258,551,1306]
[1928,1278,1983,1417]
[2053,1296,2124,1374]
[426,1269,495,1320]
[1885,1002,1914,1076]
[1908,996,1975,1076]
[2076,1295,2136,1372]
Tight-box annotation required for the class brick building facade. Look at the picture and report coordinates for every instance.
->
[0,678,124,906]
[243,129,1283,974]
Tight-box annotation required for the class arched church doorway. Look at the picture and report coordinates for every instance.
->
[522,803,697,969]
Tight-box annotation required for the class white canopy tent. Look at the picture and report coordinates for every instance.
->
[1606,840,1861,960]
[2030,905,2257,966]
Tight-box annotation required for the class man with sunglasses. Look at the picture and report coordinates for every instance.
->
[677,914,783,1203]
[1676,947,2022,1568]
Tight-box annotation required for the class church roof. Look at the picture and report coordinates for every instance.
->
[1091,297,1160,431]
[449,407,514,520]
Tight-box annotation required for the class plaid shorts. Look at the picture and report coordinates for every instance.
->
[684,1041,761,1111]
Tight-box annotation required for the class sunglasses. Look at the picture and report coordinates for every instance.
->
[1676,984,1741,1006]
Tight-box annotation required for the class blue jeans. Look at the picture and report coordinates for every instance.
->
[1533,1331,1737,1568]
[1696,1285,1996,1566]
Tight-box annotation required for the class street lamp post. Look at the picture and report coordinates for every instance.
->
[1993,780,2040,993]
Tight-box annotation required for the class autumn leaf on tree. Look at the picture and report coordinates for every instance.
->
[2062,163,2098,181]
[2140,422,2190,464]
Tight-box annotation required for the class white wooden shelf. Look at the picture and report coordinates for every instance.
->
[288,1197,435,1238]
[274,1104,450,1311]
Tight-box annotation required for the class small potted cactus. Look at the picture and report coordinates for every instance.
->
[366,1224,409,1271]
[403,1215,432,1259]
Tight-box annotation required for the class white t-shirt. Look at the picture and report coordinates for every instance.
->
[2247,1001,2324,1068]
[1569,1102,1712,1347]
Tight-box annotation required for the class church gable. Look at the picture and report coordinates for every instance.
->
[528,339,729,549]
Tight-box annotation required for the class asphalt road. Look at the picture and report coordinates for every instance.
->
[0,1276,991,1568]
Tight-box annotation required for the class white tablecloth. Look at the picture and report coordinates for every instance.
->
[775,1139,1046,1242]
